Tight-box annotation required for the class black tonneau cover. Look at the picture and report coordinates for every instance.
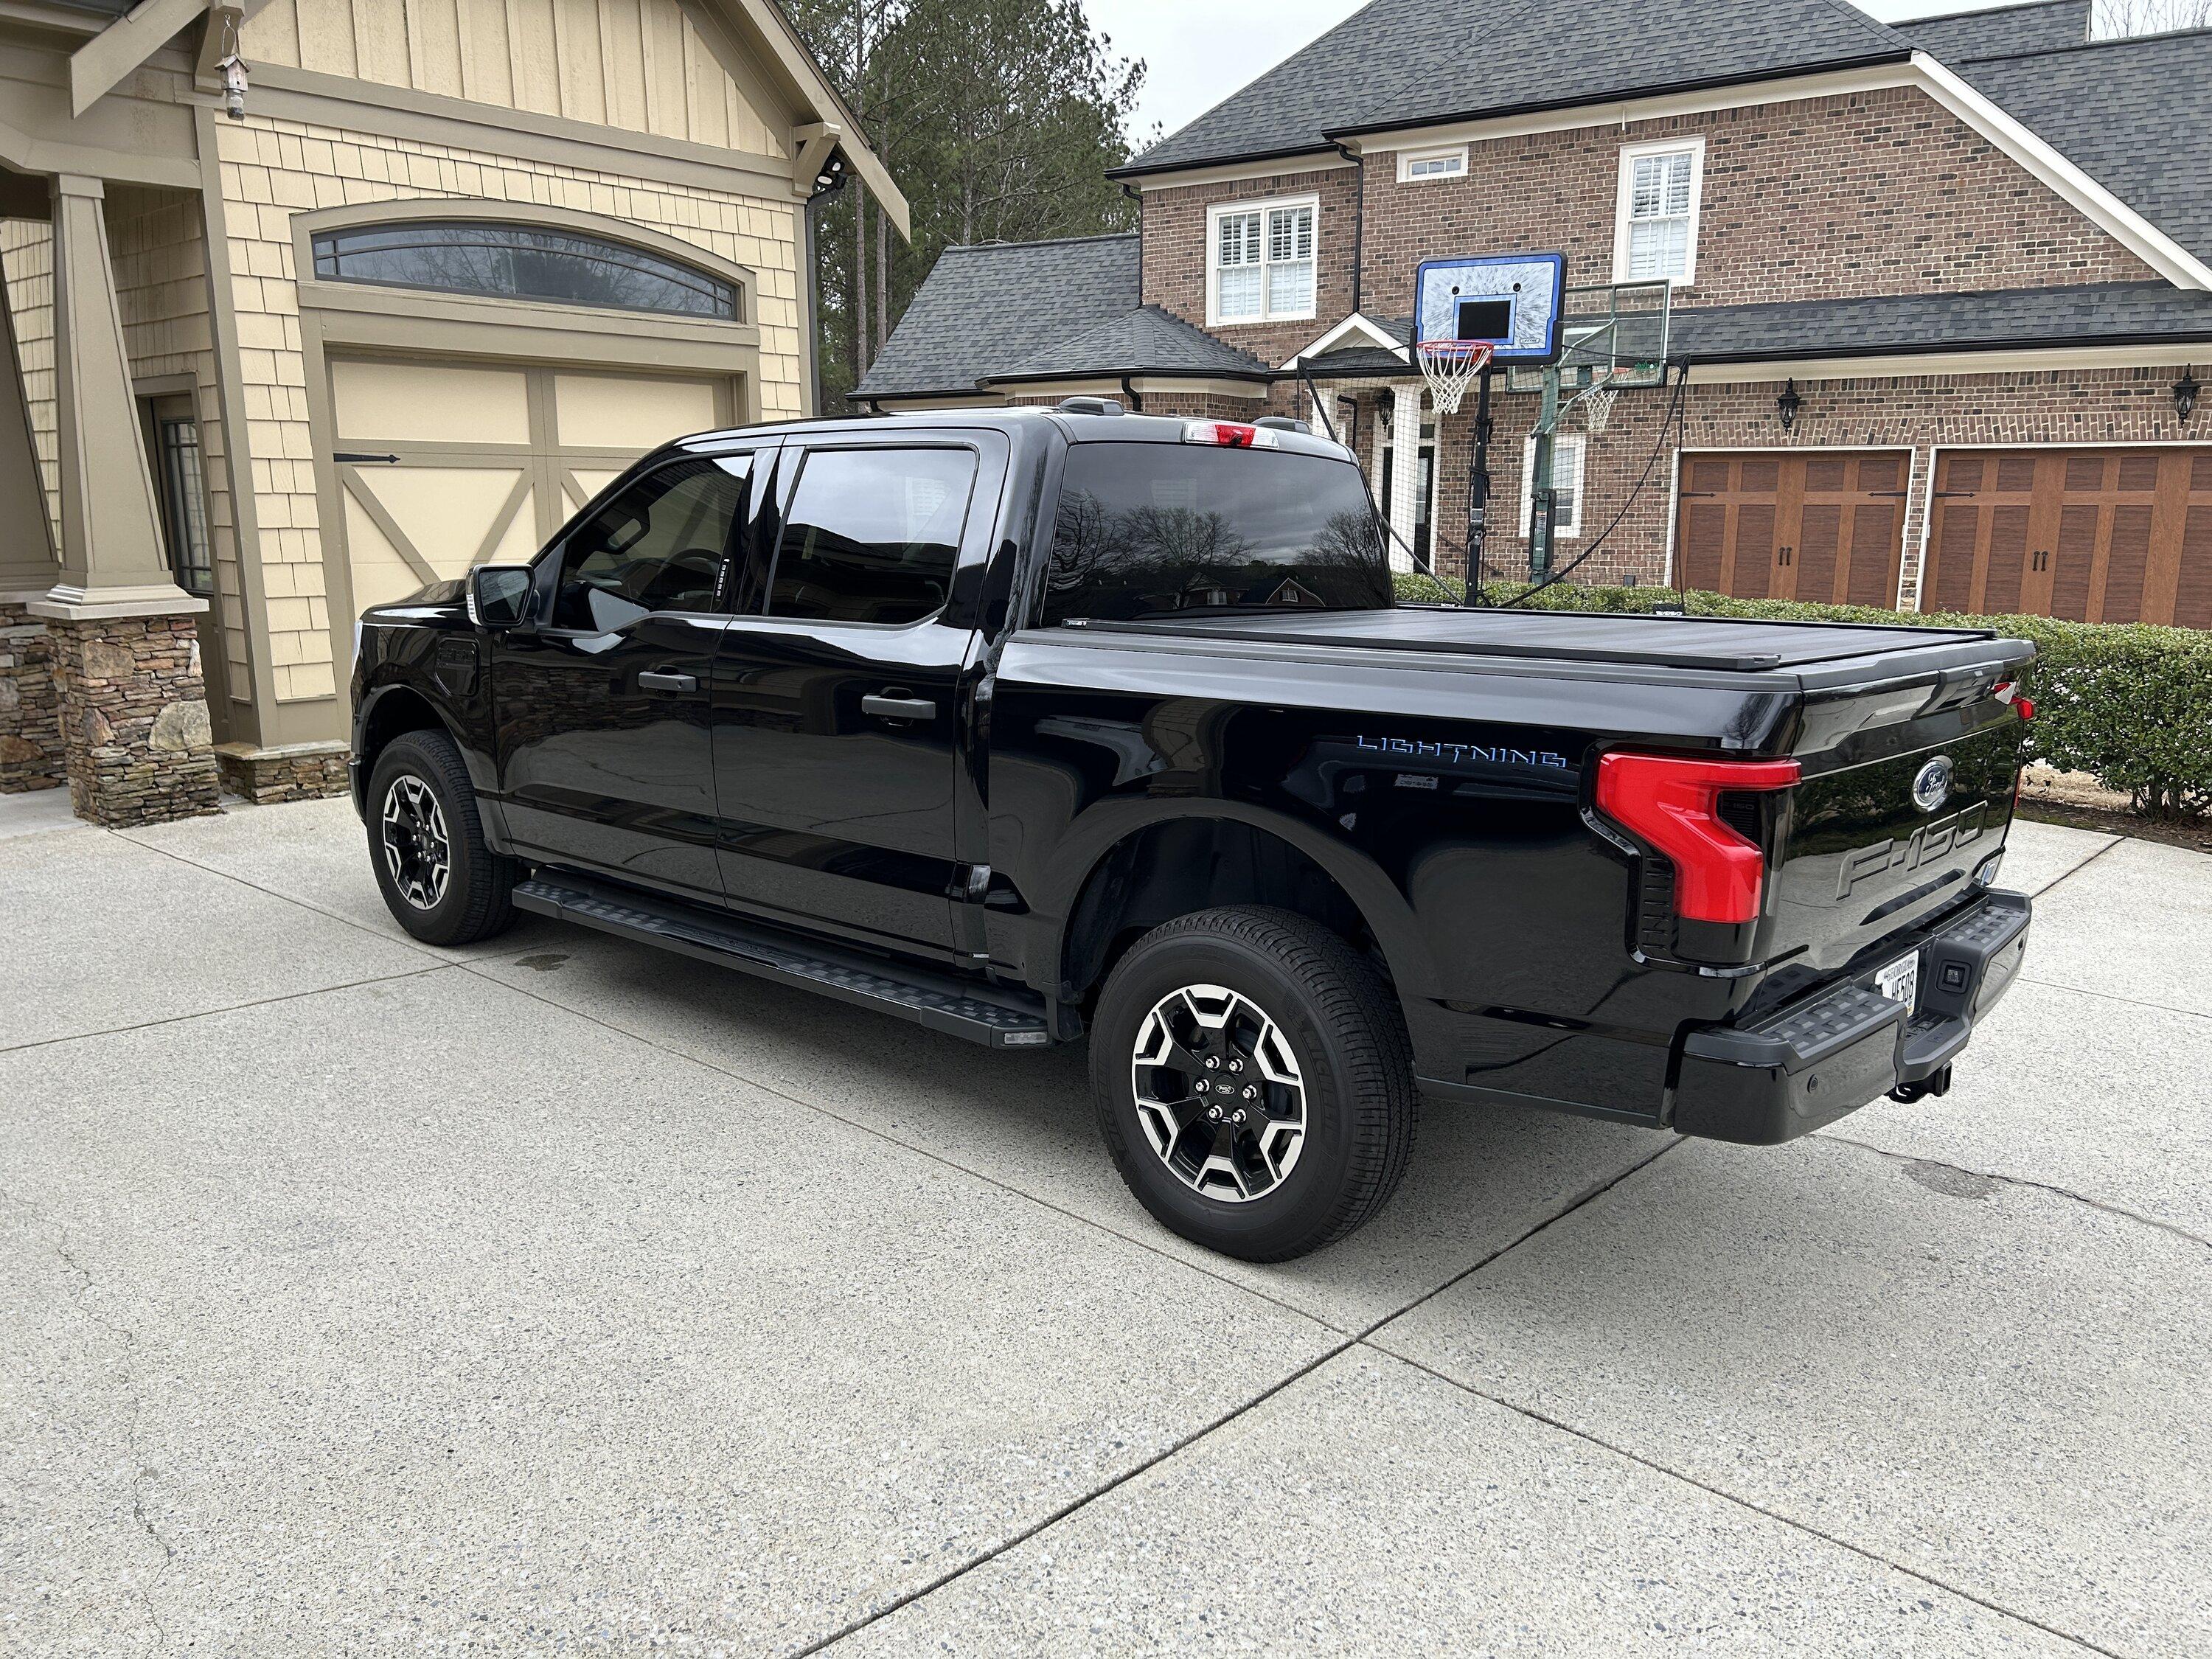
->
[1070,607,2003,675]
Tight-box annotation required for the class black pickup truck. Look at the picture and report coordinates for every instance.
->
[352,405,2034,1260]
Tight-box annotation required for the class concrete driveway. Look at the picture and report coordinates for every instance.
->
[3,796,2206,1657]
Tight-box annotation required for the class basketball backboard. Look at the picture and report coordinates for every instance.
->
[1503,278,1672,393]
[1412,253,1568,364]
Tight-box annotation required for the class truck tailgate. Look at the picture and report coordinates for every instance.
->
[1770,678,2032,975]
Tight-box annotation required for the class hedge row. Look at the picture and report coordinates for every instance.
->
[1391,574,2212,818]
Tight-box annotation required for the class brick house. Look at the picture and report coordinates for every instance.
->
[1,0,897,824]
[857,0,2212,626]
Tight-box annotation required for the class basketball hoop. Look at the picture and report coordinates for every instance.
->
[1415,339,1495,416]
[1579,366,1619,433]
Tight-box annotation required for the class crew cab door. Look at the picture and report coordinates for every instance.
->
[710,431,1006,954]
[490,447,767,897]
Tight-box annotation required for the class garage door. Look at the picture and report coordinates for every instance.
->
[329,356,735,617]
[1923,448,2212,625]
[1675,451,1910,605]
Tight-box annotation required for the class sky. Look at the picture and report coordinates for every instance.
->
[1086,0,2039,148]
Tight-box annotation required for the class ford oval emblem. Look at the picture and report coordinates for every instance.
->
[1912,756,1954,814]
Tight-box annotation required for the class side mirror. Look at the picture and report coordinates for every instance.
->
[468,565,535,630]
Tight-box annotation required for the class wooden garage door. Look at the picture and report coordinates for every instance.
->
[1676,451,1910,605]
[1924,448,2212,625]
[328,356,734,617]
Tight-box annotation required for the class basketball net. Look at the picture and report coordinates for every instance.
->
[1579,366,1619,433]
[1415,339,1495,417]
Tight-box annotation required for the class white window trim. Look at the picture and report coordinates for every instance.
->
[1206,193,1321,327]
[1611,135,1705,288]
[1521,434,1587,540]
[1396,145,1469,184]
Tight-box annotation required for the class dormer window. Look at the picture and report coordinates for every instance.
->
[1613,137,1704,285]
[1209,196,1317,325]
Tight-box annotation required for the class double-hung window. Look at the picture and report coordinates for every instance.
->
[1211,197,1316,324]
[1614,138,1704,285]
[1521,434,1586,540]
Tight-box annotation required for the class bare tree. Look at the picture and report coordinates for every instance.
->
[2092,0,2212,36]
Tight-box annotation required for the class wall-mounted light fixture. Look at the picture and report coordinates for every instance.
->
[2177,367,2201,424]
[1776,380,1803,434]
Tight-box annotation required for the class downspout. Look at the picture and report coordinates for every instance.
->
[1119,373,1144,413]
[1334,144,1363,317]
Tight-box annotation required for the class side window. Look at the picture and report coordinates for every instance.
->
[552,455,749,630]
[767,447,978,625]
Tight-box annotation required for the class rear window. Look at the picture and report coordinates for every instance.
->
[1041,442,1392,627]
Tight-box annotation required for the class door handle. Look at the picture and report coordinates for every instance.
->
[861,692,935,721]
[638,670,697,692]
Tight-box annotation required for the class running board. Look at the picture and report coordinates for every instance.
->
[512,876,1054,1048]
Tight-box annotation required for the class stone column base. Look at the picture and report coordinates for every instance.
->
[0,599,64,794]
[215,740,352,804]
[42,612,220,827]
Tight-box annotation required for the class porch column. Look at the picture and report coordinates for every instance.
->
[1,253,63,790]
[27,175,218,825]
[1388,383,1424,574]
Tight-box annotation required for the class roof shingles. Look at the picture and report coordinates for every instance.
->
[1117,0,1912,176]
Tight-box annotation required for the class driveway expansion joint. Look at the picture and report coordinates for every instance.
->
[1816,1133,2212,1256]
[1365,1344,2118,1659]
[796,1139,1686,1655]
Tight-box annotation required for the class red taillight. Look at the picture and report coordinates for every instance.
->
[1595,753,1802,924]
[1181,420,1277,449]
[1994,680,2036,721]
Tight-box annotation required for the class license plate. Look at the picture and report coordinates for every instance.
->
[1875,951,1919,1012]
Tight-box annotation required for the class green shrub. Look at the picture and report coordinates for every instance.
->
[1389,574,2212,818]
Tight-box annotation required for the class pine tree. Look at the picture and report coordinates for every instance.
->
[785,0,1150,409]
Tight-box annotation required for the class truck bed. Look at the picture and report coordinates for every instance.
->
[1068,607,2008,678]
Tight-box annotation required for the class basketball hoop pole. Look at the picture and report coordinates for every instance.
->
[1528,368,1562,579]
[1465,366,1495,599]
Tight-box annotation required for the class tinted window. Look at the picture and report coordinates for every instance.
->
[768,448,978,625]
[552,456,748,630]
[312,223,740,319]
[1043,444,1391,626]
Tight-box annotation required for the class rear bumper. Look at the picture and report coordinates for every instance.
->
[1672,888,2031,1145]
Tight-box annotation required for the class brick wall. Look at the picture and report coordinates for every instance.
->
[209,112,807,703]
[1360,84,2154,321]
[1140,164,1360,373]
[1134,87,2156,357]
[1405,365,2195,605]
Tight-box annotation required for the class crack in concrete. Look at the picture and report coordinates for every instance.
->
[1818,1133,2212,1256]
[0,1188,176,1651]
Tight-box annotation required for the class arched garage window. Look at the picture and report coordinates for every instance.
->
[310,222,740,320]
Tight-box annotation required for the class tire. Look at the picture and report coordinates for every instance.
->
[366,729,518,947]
[1091,906,1416,1262]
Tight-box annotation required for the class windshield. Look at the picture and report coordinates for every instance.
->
[1041,442,1393,626]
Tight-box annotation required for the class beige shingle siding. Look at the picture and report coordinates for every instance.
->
[105,186,257,700]
[211,113,802,700]
[1,223,58,552]
[243,0,788,160]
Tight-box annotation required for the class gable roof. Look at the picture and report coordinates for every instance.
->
[855,235,1141,399]
[983,305,1268,385]
[1899,1,2088,60]
[1942,29,2212,267]
[1115,0,1913,177]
